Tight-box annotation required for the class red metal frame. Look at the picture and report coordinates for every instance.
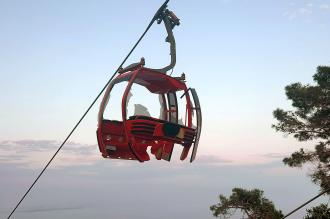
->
[97,66,197,162]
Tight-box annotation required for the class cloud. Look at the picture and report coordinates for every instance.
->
[298,7,312,15]
[0,140,99,169]
[320,4,329,9]
[260,152,287,159]
[247,152,291,164]
[0,140,293,170]
[283,7,312,21]
[17,206,85,213]
[282,1,330,21]
[0,140,96,154]
[195,154,233,165]
[1,140,54,151]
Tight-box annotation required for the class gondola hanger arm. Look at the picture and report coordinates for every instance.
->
[120,4,180,74]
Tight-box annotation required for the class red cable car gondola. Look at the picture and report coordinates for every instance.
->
[97,6,201,162]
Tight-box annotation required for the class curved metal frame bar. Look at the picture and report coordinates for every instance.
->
[151,14,177,73]
[121,69,143,161]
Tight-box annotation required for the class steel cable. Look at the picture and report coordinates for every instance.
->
[282,188,330,218]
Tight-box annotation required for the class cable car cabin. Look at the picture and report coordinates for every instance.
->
[97,66,201,162]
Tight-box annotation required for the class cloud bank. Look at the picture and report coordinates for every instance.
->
[0,140,99,169]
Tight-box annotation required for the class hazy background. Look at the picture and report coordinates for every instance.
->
[1,0,330,218]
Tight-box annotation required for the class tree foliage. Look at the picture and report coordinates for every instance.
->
[304,204,330,219]
[210,188,283,219]
[273,66,330,191]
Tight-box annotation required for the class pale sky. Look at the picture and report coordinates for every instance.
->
[1,0,330,218]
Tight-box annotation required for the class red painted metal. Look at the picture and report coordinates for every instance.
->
[97,66,199,162]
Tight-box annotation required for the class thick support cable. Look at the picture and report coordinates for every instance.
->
[282,188,330,218]
[7,1,169,218]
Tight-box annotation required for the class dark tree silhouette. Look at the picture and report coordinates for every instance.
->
[211,67,330,218]
[304,204,330,219]
[272,66,330,191]
[210,188,283,219]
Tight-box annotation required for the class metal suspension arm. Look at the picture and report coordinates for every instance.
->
[118,3,180,75]
[152,9,180,73]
